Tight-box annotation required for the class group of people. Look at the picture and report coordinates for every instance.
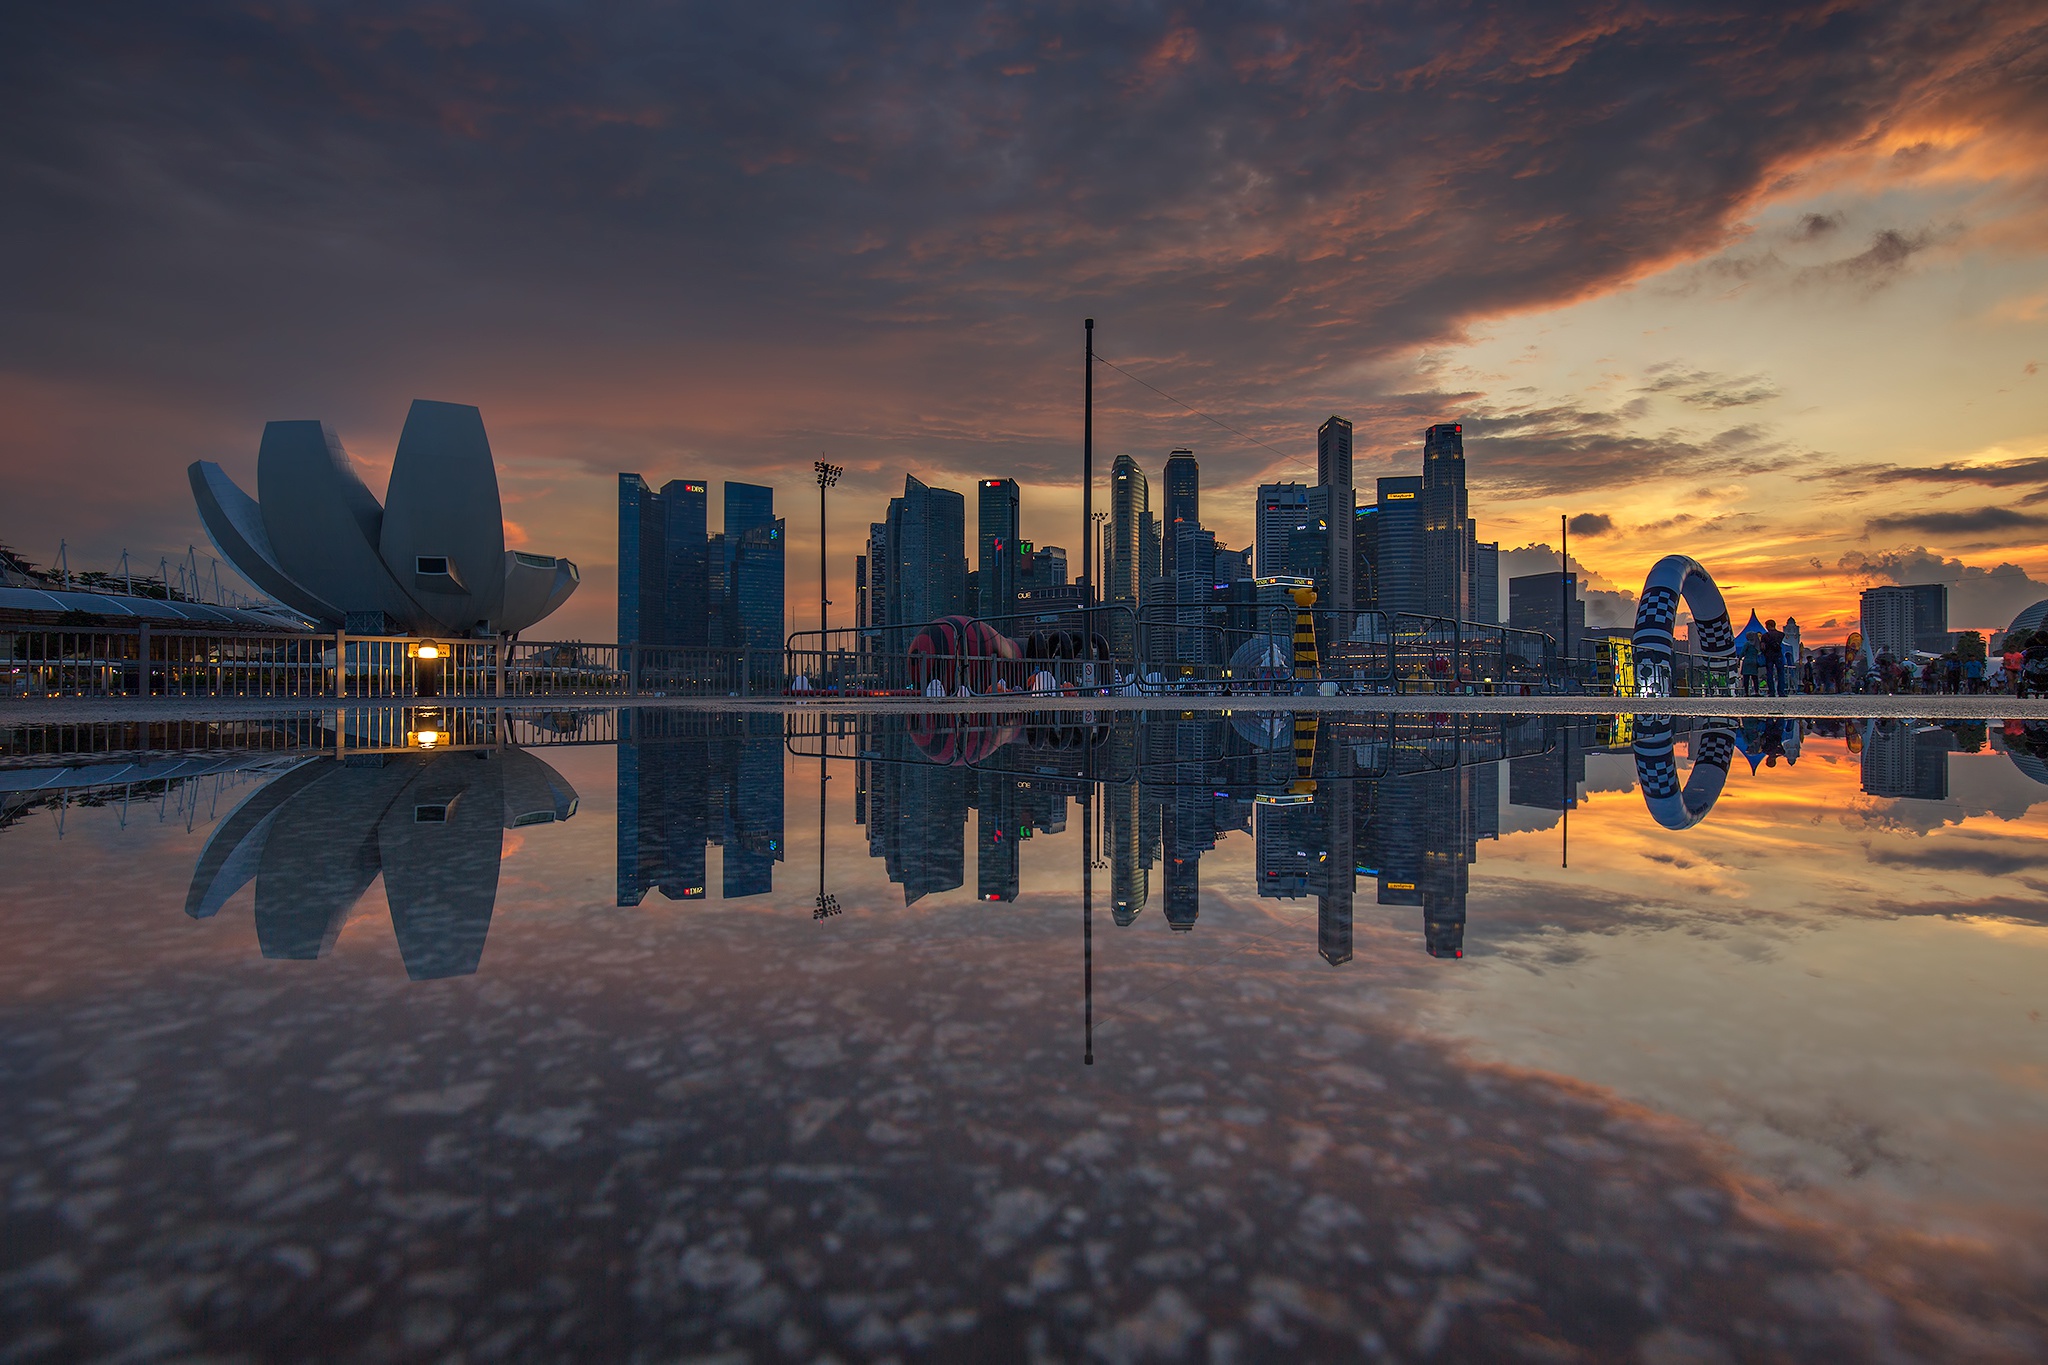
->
[1733,626,2048,696]
[1735,619,1796,697]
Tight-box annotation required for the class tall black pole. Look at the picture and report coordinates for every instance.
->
[1082,785,1094,1066]
[821,480,828,636]
[1083,318,1094,605]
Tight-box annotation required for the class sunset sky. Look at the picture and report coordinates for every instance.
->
[5,2,2047,642]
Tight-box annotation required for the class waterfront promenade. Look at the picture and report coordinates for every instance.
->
[5,692,2044,725]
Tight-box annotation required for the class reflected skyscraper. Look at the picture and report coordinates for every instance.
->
[618,711,784,905]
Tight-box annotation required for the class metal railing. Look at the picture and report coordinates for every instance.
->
[6,618,1732,701]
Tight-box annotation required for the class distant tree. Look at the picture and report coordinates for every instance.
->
[1957,630,1986,663]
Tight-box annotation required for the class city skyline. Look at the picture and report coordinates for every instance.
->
[6,6,2047,645]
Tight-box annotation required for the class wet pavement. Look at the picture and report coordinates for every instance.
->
[3,708,2046,1362]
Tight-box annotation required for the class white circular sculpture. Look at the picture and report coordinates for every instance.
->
[1630,555,1736,697]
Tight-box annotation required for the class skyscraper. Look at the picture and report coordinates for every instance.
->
[1860,583,1950,657]
[662,480,710,646]
[1421,423,1470,620]
[884,475,967,629]
[1316,416,1355,618]
[618,473,666,645]
[618,475,761,649]
[977,478,1021,622]
[1162,449,1199,580]
[1255,483,1310,578]
[1509,571,1584,660]
[1373,476,1423,617]
[1108,454,1150,604]
[1473,537,1499,626]
[730,518,785,652]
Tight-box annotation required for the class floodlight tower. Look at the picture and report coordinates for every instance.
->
[815,460,843,637]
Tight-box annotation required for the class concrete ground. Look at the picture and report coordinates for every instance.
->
[4,691,2045,725]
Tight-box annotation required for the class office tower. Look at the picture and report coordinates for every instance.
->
[730,518,785,653]
[1473,537,1499,626]
[1162,449,1199,580]
[663,480,710,646]
[1860,722,1953,800]
[1141,509,1160,600]
[977,478,1021,622]
[1255,483,1310,577]
[1509,572,1584,660]
[1317,415,1353,489]
[1108,454,1148,603]
[865,523,890,630]
[724,483,775,572]
[885,475,967,629]
[1421,423,1471,619]
[1108,778,1148,926]
[617,474,667,645]
[1171,522,1218,663]
[1373,477,1422,616]
[853,554,868,634]
[975,772,1021,902]
[1316,416,1356,618]
[1860,583,1950,658]
[616,717,713,905]
[1508,716,1587,810]
[1909,583,1950,653]
[619,474,751,649]
[723,717,785,896]
[1356,504,1378,612]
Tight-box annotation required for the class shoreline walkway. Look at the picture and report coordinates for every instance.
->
[6,693,2047,724]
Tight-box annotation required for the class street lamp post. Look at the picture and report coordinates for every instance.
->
[815,461,842,674]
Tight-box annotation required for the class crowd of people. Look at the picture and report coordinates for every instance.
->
[1740,627,2048,696]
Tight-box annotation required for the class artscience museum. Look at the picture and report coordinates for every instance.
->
[189,399,579,637]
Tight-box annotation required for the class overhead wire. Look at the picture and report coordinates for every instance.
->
[1092,352,1309,473]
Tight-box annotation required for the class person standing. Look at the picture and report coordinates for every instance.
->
[2005,638,2027,697]
[1762,619,1787,698]
[1739,634,1761,696]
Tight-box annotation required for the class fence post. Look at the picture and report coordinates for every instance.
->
[333,630,346,699]
[626,644,638,697]
[495,636,507,699]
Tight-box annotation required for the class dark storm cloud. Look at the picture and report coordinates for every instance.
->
[2,0,2046,616]
[1864,507,2048,536]
[1864,840,2048,877]
[1456,402,1791,499]
[4,1,2044,420]
[1567,512,1614,538]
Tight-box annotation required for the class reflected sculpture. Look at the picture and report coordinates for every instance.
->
[1631,717,1738,829]
[1631,555,1736,697]
[186,746,578,978]
[189,400,580,636]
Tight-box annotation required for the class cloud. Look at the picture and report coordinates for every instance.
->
[1498,543,1638,627]
[1838,546,2048,630]
[0,1,2044,633]
[1795,211,1842,239]
[1640,365,1781,409]
[1567,512,1613,538]
[1797,227,1955,290]
[1865,507,2048,537]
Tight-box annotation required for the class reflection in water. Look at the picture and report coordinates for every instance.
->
[6,706,2048,1359]
[186,741,578,978]
[616,711,784,903]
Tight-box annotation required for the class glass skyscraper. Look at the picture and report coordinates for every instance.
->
[977,478,1020,622]
[616,475,779,650]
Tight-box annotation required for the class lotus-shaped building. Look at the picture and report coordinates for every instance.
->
[189,400,579,636]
